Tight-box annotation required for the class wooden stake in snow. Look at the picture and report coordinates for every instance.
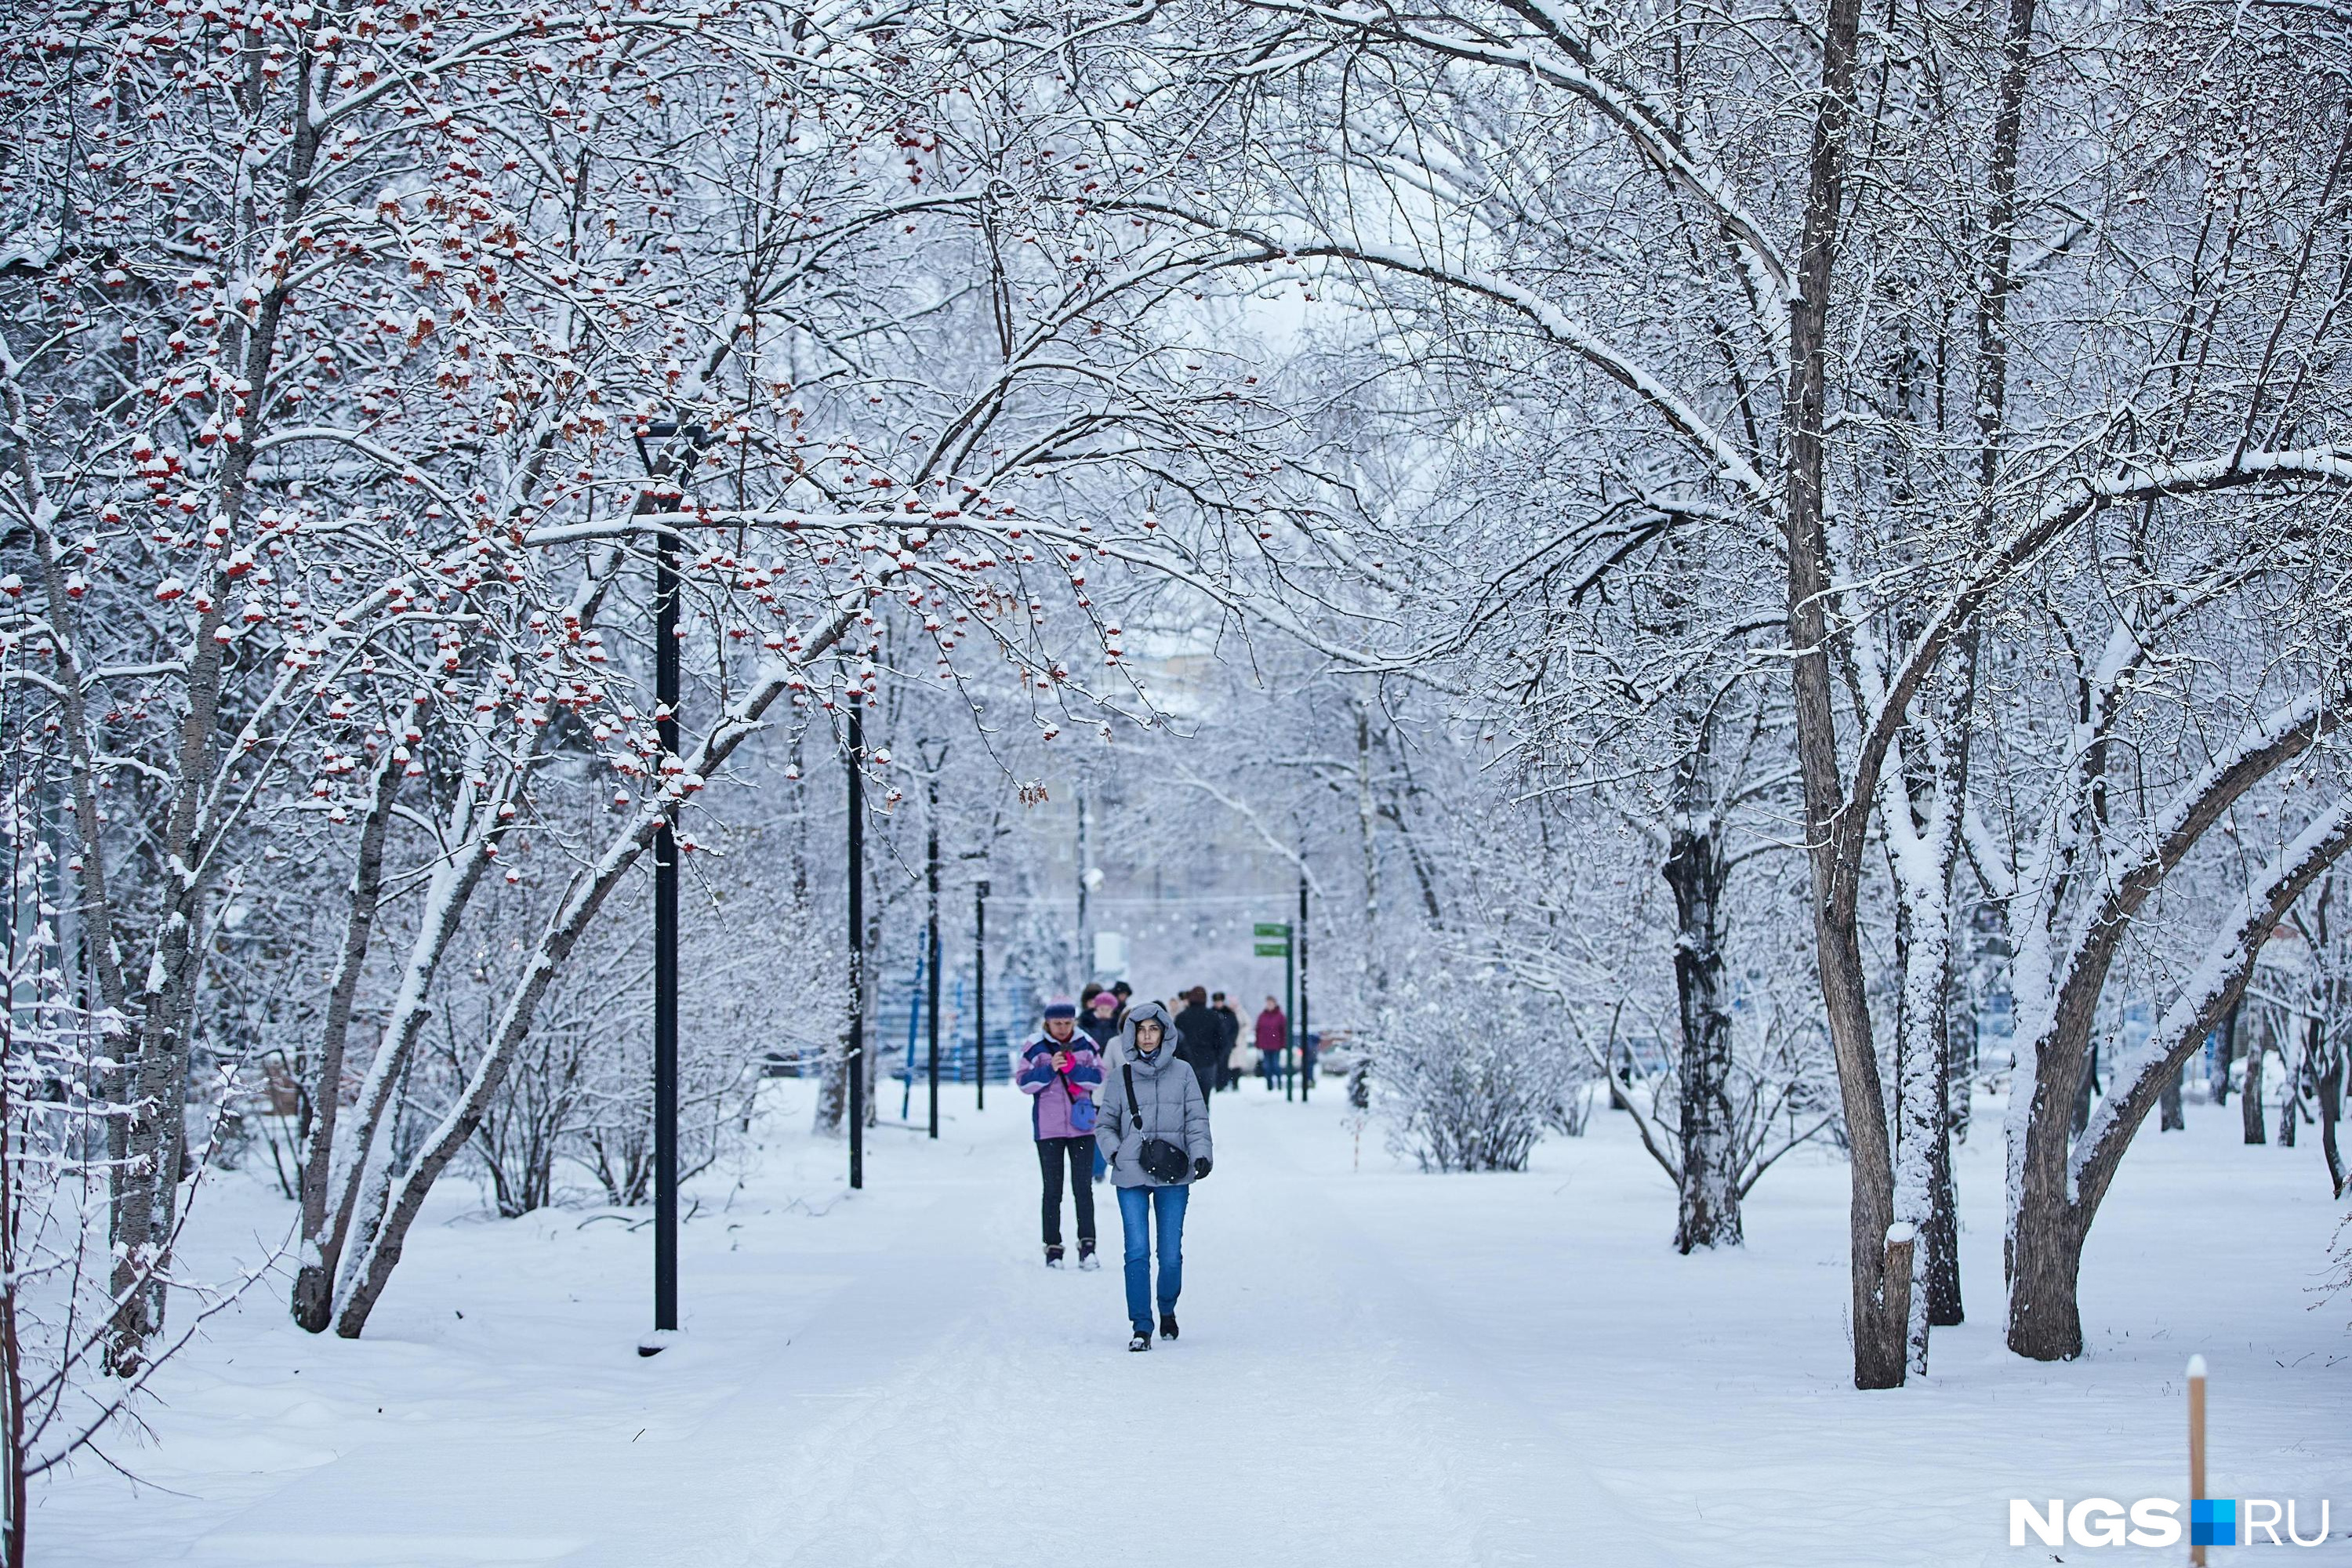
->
[2187,1355,2209,1566]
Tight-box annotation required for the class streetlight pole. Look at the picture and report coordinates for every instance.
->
[1075,786,1090,985]
[920,738,947,1139]
[1284,927,1296,1104]
[1298,872,1312,1103]
[975,880,989,1109]
[925,783,942,1138]
[633,421,706,1356]
[845,699,865,1189]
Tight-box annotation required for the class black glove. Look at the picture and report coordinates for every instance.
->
[1192,1157,1212,1180]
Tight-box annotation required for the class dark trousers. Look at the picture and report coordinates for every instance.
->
[1036,1136,1095,1247]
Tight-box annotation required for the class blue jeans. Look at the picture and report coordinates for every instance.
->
[1116,1183,1189,1334]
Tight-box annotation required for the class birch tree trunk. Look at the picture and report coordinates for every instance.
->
[1666,715,1739,1251]
[1882,712,1958,1372]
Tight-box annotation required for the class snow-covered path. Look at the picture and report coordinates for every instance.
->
[151,1090,1679,1567]
[42,1082,2352,1565]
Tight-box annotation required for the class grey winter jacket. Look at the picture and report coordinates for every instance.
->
[1094,1003,1211,1187]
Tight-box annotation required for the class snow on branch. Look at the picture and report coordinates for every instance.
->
[1247,0,1792,338]
[1844,445,2352,867]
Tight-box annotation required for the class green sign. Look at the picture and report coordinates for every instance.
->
[1254,941,1291,957]
[1253,922,1290,938]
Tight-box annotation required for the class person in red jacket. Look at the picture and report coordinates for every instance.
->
[1255,996,1287,1091]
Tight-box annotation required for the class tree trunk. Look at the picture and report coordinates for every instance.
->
[2314,1025,2344,1197]
[1665,724,1739,1251]
[2158,1062,2185,1131]
[2276,1018,2309,1147]
[2006,799,2352,1359]
[290,719,412,1330]
[1356,699,1386,998]
[1888,847,1954,1370]
[862,895,883,1127]
[335,846,641,1336]
[89,98,326,1371]
[300,818,500,1331]
[1781,0,1899,1389]
[299,557,618,1330]
[813,1047,848,1134]
[2242,1014,2267,1145]
[2005,983,2096,1361]
[1925,986,1964,1326]
[1886,688,1968,1356]
[2212,998,2239,1104]
[2005,1196,2085,1361]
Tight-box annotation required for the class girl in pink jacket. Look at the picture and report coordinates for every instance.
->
[1016,998,1103,1267]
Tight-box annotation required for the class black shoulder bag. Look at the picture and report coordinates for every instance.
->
[1122,1064,1192,1185]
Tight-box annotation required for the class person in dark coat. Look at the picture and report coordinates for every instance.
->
[1210,991,1243,1091]
[1171,986,1223,1105]
[1080,989,1122,1054]
[1079,990,1125,1181]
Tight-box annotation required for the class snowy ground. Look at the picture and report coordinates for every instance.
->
[41,1081,2352,1566]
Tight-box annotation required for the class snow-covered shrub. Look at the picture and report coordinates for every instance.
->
[417,828,833,1214]
[1376,975,1576,1172]
[1546,1080,1596,1138]
[568,935,783,1210]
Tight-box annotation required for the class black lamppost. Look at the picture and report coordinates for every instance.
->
[631,420,708,1356]
[1298,872,1312,1103]
[920,737,947,1138]
[846,696,866,1190]
[974,879,989,1109]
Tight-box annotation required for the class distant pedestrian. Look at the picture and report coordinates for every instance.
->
[1109,980,1134,1029]
[1256,996,1287,1091]
[1211,991,1243,1091]
[1016,997,1102,1269]
[1094,1001,1211,1351]
[1173,986,1224,1103]
[1080,990,1123,1181]
[1080,989,1122,1056]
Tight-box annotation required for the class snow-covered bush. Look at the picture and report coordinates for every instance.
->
[1376,975,1578,1173]
[562,909,826,1210]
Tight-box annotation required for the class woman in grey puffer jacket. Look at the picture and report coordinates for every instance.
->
[1093,1000,1211,1351]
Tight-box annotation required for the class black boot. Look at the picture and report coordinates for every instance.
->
[1127,1330,1152,1352]
[1045,1244,1065,1268]
[1159,1312,1179,1341]
[1078,1239,1099,1271]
